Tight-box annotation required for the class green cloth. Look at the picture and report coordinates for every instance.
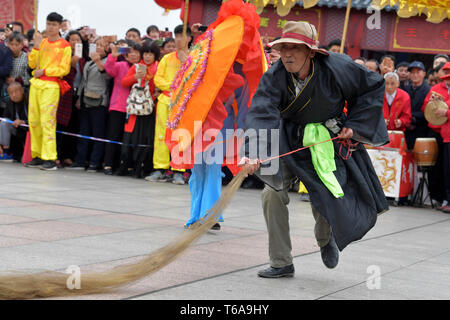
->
[303,123,344,199]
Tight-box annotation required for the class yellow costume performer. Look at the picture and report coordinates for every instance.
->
[28,38,72,161]
[153,52,181,170]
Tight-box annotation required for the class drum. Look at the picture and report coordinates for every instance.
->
[386,131,406,150]
[413,138,438,167]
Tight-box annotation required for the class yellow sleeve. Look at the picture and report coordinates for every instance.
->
[45,46,72,78]
[154,55,171,92]
[28,48,40,70]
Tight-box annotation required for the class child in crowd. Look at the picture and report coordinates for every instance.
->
[68,37,111,172]
[160,38,175,58]
[145,25,160,41]
[0,82,28,162]
[119,41,160,178]
[103,40,141,175]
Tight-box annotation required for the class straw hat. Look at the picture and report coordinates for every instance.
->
[269,21,329,56]
[425,99,449,126]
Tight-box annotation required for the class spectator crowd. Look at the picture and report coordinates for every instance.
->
[1,15,450,212]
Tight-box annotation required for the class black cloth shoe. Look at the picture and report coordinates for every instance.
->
[40,161,58,171]
[104,167,113,176]
[87,165,98,173]
[258,265,295,279]
[66,163,86,171]
[25,158,44,168]
[211,223,221,231]
[321,234,340,269]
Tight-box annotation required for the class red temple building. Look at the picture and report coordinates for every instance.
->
[186,0,449,68]
[0,0,35,32]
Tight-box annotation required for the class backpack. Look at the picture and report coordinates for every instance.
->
[126,80,154,116]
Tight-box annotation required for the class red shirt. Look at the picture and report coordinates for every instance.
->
[383,88,412,132]
[421,82,450,142]
[121,60,158,97]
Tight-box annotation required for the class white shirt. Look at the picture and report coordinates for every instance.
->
[386,90,397,106]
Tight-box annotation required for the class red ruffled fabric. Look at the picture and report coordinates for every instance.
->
[198,0,264,107]
[168,0,265,174]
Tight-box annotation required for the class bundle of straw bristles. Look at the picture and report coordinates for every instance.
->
[0,170,249,300]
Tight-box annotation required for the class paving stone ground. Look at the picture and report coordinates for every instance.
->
[0,162,449,300]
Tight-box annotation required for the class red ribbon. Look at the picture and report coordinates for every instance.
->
[40,76,71,96]
[282,33,318,46]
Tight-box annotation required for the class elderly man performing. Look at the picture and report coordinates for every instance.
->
[240,21,389,278]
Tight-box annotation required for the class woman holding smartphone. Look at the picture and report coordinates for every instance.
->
[103,40,141,175]
[119,41,160,178]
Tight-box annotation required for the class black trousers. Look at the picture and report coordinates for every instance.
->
[428,131,445,202]
[443,143,450,202]
[75,105,107,167]
[10,128,27,162]
[57,105,80,162]
[104,110,126,168]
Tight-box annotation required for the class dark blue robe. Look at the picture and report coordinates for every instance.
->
[244,52,389,251]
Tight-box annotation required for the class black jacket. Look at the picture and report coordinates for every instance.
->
[0,44,13,91]
[4,92,29,124]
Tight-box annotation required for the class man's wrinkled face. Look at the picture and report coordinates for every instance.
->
[8,85,24,103]
[365,61,378,73]
[410,68,425,86]
[7,39,23,57]
[329,45,340,53]
[443,69,450,87]
[280,43,314,74]
[434,57,448,69]
[397,66,410,82]
[126,31,140,44]
[385,77,399,96]
[163,41,176,54]
[61,21,70,32]
[427,73,438,87]
[270,48,281,64]
[380,58,395,75]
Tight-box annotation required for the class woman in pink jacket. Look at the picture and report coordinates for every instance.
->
[103,40,141,175]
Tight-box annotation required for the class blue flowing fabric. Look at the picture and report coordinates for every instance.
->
[185,63,250,227]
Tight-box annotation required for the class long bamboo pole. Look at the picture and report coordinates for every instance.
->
[34,0,38,31]
[182,0,190,47]
[340,0,352,54]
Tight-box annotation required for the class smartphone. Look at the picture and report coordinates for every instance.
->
[136,64,147,74]
[118,47,130,55]
[89,43,97,54]
[75,43,83,58]
[103,35,118,44]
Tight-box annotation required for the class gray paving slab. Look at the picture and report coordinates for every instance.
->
[1,161,450,300]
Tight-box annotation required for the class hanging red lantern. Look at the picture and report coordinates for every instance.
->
[155,0,182,11]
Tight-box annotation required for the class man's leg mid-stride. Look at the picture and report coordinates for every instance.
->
[259,159,336,278]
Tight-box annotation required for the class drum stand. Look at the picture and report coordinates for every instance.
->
[411,166,435,208]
